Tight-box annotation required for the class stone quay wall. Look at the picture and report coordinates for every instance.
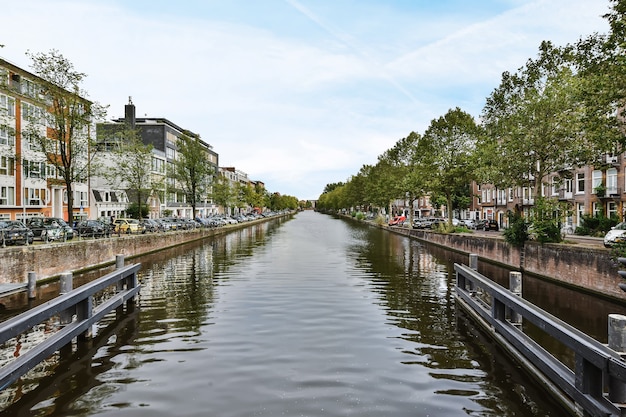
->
[1,213,294,285]
[389,227,625,302]
[1,228,221,285]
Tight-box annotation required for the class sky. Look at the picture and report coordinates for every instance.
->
[0,0,614,200]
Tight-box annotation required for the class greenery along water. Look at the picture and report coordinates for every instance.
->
[0,211,575,416]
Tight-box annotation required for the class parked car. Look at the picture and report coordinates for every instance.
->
[153,218,171,231]
[413,218,432,229]
[604,222,626,247]
[463,219,476,229]
[49,217,74,240]
[388,215,406,226]
[429,218,446,229]
[113,218,145,234]
[74,220,108,238]
[0,220,34,245]
[26,217,65,242]
[140,219,161,233]
[476,219,499,231]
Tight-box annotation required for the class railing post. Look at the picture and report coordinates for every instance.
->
[59,272,73,325]
[509,272,522,327]
[575,354,603,413]
[116,255,126,315]
[467,254,478,292]
[27,271,37,299]
[608,314,626,405]
[77,296,93,340]
[116,254,125,291]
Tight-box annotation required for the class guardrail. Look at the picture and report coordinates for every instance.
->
[455,258,626,417]
[0,257,140,391]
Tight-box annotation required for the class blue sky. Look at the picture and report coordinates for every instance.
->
[0,0,612,200]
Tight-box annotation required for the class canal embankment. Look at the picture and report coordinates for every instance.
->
[0,213,295,286]
[386,225,626,302]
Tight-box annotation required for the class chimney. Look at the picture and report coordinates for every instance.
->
[125,96,136,128]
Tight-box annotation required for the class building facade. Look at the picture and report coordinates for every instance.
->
[472,153,624,231]
[96,100,220,219]
[0,58,92,223]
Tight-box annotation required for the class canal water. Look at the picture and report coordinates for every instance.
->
[1,210,624,416]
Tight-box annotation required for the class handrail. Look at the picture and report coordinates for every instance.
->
[455,262,626,417]
[0,263,141,391]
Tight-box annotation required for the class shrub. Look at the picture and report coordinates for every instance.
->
[503,211,529,247]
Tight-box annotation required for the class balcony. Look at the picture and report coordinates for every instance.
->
[596,186,621,199]
[602,154,621,166]
[557,190,574,200]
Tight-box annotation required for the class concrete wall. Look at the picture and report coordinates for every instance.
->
[390,228,625,301]
[2,226,235,285]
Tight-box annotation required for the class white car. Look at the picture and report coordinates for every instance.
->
[604,222,626,247]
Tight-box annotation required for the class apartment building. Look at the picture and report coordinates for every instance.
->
[472,153,624,230]
[96,100,220,219]
[0,58,92,222]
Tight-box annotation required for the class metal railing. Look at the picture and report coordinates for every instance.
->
[0,259,140,391]
[455,261,626,417]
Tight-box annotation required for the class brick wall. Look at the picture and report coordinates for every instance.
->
[389,227,625,301]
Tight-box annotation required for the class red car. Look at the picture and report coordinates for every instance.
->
[388,215,406,226]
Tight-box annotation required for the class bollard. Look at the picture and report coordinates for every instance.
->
[469,254,478,271]
[509,271,522,326]
[59,272,73,325]
[116,254,125,269]
[27,271,37,299]
[608,314,626,404]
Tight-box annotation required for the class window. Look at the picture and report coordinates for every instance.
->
[0,186,15,205]
[152,156,165,174]
[75,190,88,208]
[0,156,14,176]
[608,201,618,219]
[23,160,46,179]
[0,125,15,146]
[576,173,585,194]
[22,79,38,98]
[577,203,585,227]
[592,201,601,217]
[564,179,573,193]
[607,168,618,194]
[7,98,15,117]
[592,170,602,193]
[166,147,175,160]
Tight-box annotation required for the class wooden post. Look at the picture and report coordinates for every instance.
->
[509,272,522,326]
[59,272,73,325]
[608,314,626,405]
[27,271,36,299]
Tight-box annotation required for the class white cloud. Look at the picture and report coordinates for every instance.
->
[0,0,613,200]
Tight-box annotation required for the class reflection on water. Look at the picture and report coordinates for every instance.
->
[1,212,607,416]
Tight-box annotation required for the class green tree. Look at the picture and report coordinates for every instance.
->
[574,0,626,153]
[171,132,214,218]
[23,49,107,221]
[211,174,234,214]
[421,107,480,227]
[102,123,154,218]
[480,42,597,199]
